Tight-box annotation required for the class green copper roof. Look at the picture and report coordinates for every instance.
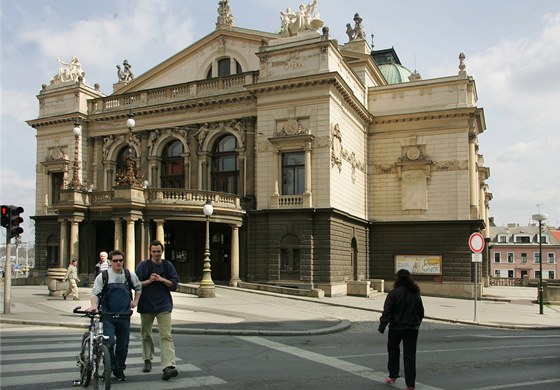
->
[378,63,413,84]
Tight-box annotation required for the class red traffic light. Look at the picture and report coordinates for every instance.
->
[1,205,9,228]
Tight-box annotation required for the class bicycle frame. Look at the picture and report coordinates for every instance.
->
[73,307,109,388]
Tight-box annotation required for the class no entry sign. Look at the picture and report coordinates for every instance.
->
[469,232,485,253]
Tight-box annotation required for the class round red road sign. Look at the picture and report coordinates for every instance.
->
[469,232,485,253]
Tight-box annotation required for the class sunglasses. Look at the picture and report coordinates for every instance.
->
[111,259,124,263]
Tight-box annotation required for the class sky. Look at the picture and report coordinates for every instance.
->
[1,0,559,245]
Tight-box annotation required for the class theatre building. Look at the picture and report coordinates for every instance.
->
[27,1,491,298]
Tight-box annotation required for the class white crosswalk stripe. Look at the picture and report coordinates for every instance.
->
[0,330,227,389]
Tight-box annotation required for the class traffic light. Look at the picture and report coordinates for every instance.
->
[1,205,24,239]
[0,205,8,228]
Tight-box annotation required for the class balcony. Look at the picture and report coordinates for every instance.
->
[89,72,259,115]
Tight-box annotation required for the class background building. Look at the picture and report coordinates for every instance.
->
[26,1,491,297]
[490,223,559,280]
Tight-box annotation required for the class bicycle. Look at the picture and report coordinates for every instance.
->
[73,307,112,390]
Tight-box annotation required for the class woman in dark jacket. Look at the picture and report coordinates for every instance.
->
[378,269,424,390]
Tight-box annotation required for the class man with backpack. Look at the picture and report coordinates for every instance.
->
[87,249,142,382]
[136,240,180,381]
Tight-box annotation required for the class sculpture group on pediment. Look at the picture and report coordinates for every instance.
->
[216,0,235,28]
[280,0,324,37]
[50,56,85,85]
[345,13,366,42]
[116,59,134,82]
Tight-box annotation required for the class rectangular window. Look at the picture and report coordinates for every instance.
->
[515,236,530,243]
[548,253,555,264]
[507,253,514,263]
[498,235,507,243]
[494,252,501,263]
[508,270,514,278]
[282,152,305,195]
[521,253,527,263]
[548,271,555,279]
[534,252,540,263]
[535,270,541,278]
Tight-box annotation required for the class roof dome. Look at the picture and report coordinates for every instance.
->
[378,63,413,84]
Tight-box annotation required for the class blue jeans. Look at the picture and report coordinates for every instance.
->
[102,316,131,374]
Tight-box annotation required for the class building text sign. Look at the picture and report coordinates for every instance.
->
[394,255,442,275]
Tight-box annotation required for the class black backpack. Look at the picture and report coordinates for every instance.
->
[98,269,133,304]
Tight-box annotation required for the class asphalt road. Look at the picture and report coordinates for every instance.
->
[1,321,559,389]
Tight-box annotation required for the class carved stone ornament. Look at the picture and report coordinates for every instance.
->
[406,146,421,161]
[284,119,299,135]
[331,123,342,171]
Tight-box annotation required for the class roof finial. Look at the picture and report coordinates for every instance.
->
[458,52,466,76]
[216,0,235,30]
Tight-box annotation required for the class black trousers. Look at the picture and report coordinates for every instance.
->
[387,327,419,388]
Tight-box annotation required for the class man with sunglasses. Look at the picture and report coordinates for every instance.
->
[87,249,142,382]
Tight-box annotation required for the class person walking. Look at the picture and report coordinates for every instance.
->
[87,250,142,382]
[95,251,110,275]
[378,269,424,390]
[136,240,180,381]
[63,259,81,300]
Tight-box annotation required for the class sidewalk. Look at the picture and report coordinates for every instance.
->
[0,284,559,335]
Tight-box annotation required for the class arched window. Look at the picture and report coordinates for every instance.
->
[161,140,184,188]
[211,135,238,194]
[206,58,243,79]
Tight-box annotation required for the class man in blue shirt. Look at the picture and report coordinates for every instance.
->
[136,240,180,381]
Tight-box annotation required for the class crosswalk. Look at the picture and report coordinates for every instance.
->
[0,326,226,389]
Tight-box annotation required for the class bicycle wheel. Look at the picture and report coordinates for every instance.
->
[79,336,92,387]
[93,342,112,390]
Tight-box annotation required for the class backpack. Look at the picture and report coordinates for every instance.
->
[98,269,133,304]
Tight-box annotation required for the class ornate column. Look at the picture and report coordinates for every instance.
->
[125,218,136,270]
[236,149,246,196]
[113,217,123,250]
[183,152,191,189]
[230,224,240,287]
[271,149,280,208]
[199,153,209,190]
[58,219,68,268]
[140,219,150,261]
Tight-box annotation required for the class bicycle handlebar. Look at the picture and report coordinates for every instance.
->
[72,306,133,318]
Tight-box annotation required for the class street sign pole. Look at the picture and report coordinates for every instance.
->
[469,232,485,323]
[3,238,12,314]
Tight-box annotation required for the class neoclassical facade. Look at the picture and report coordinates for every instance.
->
[27,1,491,297]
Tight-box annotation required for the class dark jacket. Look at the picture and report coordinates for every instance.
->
[378,285,424,333]
[135,259,179,314]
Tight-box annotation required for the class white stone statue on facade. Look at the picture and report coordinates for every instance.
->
[216,0,235,29]
[51,56,85,85]
[346,13,366,42]
[280,0,324,37]
[117,59,134,82]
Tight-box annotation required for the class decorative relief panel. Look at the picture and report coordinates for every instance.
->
[331,123,342,171]
[275,118,310,137]
[46,146,68,161]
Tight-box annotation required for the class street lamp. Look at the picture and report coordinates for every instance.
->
[68,120,82,189]
[532,213,548,314]
[198,200,215,298]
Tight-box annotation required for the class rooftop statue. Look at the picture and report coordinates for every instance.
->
[50,56,85,85]
[280,0,324,37]
[117,59,134,82]
[216,0,235,29]
[345,13,366,42]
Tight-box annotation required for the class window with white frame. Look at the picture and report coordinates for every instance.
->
[498,234,507,243]
[534,252,540,263]
[521,253,527,263]
[494,252,501,263]
[548,271,555,279]
[548,253,555,264]
[507,252,514,263]
[515,235,530,243]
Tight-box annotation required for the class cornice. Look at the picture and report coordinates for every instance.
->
[246,72,373,123]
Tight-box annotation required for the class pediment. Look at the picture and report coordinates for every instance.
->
[115,28,278,95]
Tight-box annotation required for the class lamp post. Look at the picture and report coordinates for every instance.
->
[532,213,548,314]
[68,121,82,189]
[198,200,216,298]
